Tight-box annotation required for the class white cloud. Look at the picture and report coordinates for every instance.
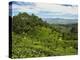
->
[35,3,78,15]
[12,2,78,19]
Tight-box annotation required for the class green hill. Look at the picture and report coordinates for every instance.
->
[10,12,78,58]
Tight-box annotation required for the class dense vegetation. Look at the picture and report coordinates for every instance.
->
[10,12,78,58]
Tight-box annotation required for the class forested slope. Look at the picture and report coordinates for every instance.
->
[10,12,78,58]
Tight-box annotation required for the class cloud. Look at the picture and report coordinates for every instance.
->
[10,1,35,6]
[9,1,78,19]
[59,4,77,7]
[35,3,78,14]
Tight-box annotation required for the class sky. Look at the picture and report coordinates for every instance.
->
[9,1,78,19]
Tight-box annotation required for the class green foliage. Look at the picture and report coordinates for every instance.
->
[11,12,78,58]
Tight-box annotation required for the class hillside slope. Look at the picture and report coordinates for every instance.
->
[11,12,78,58]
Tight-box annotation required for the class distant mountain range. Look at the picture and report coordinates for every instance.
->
[43,18,78,24]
